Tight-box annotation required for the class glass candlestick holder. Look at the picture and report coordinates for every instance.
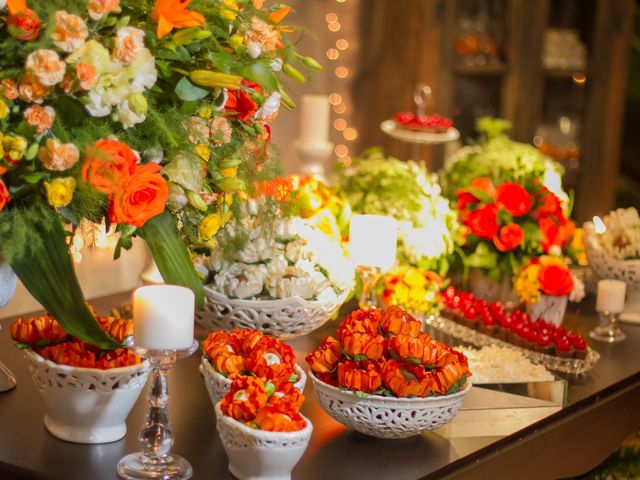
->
[356,265,382,309]
[589,310,626,343]
[117,338,199,480]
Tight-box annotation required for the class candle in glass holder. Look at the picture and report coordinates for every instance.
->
[349,214,398,270]
[596,279,626,313]
[133,285,195,350]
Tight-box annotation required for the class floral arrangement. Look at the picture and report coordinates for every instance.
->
[10,313,140,369]
[514,255,584,304]
[337,148,459,274]
[441,287,588,359]
[219,375,305,432]
[595,208,640,260]
[377,267,444,317]
[202,190,354,302]
[306,306,470,397]
[0,0,318,348]
[202,329,299,385]
[455,174,578,282]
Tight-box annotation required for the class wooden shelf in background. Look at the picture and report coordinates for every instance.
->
[543,68,590,79]
[452,62,509,76]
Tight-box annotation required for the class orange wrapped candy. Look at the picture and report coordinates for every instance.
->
[337,308,382,342]
[340,331,386,361]
[381,359,434,398]
[245,336,296,386]
[95,349,142,370]
[380,306,422,337]
[254,406,306,432]
[388,334,427,363]
[37,341,97,369]
[220,375,269,422]
[337,360,382,393]
[305,336,343,374]
[96,315,133,343]
[10,314,68,345]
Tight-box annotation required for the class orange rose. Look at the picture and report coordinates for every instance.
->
[340,331,386,361]
[108,163,169,227]
[538,263,574,297]
[305,336,343,374]
[0,178,9,212]
[0,79,19,100]
[336,308,382,342]
[380,306,422,337]
[11,315,68,345]
[82,139,138,195]
[24,104,55,134]
[52,11,88,53]
[213,352,245,375]
[381,359,433,398]
[253,407,306,432]
[37,138,79,171]
[388,334,427,363]
[337,360,382,393]
[220,375,269,422]
[245,336,296,385]
[203,330,242,358]
[7,8,41,41]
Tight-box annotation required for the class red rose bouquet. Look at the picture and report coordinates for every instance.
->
[306,306,470,398]
[456,175,578,282]
[514,256,584,305]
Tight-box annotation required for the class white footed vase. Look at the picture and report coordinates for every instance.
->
[527,294,568,327]
[468,268,518,306]
[201,357,307,407]
[215,402,313,480]
[25,350,149,443]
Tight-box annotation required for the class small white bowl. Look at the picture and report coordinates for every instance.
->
[310,372,471,439]
[201,356,307,407]
[215,402,312,480]
[24,350,149,444]
[196,287,349,339]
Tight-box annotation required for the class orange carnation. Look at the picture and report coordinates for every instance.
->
[108,163,169,227]
[10,315,68,345]
[18,73,49,103]
[23,104,55,134]
[380,306,422,337]
[337,360,382,393]
[305,336,343,374]
[82,139,138,195]
[220,375,269,422]
[341,331,386,361]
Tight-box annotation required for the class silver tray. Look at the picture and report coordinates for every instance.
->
[426,316,600,375]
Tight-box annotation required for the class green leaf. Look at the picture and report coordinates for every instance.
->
[288,372,298,383]
[208,51,232,73]
[353,354,369,362]
[23,172,49,184]
[237,63,278,91]
[354,390,369,398]
[3,208,119,349]
[265,380,276,397]
[138,211,205,309]
[175,77,210,102]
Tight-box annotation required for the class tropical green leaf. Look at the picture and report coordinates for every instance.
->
[175,77,210,102]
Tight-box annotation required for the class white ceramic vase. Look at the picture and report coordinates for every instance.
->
[527,294,568,327]
[25,350,149,443]
[215,402,312,480]
[201,357,307,407]
[468,268,518,306]
[0,258,17,309]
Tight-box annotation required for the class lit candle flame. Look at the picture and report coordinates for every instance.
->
[593,216,606,234]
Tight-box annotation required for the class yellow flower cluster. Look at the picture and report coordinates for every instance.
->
[0,134,28,163]
[380,267,443,315]
[44,177,76,208]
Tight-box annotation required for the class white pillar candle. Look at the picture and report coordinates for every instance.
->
[298,95,330,146]
[349,214,398,271]
[596,279,626,313]
[133,285,195,350]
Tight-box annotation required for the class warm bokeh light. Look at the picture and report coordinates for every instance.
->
[328,21,341,32]
[326,48,340,60]
[328,93,342,105]
[335,144,349,157]
[325,13,338,23]
[336,39,349,50]
[335,66,349,78]
[333,103,347,114]
[572,72,587,85]
[334,118,347,131]
[344,127,358,141]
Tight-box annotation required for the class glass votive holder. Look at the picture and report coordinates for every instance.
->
[589,310,626,343]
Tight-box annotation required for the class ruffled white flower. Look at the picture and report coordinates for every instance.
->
[247,41,262,59]
[270,58,283,72]
[117,99,146,128]
[255,92,281,121]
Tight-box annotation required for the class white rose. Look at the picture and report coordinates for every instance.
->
[247,41,262,59]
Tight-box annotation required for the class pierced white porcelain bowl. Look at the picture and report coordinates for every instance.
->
[24,350,149,444]
[197,287,349,339]
[584,221,640,322]
[310,372,471,439]
[215,402,313,480]
[201,356,307,407]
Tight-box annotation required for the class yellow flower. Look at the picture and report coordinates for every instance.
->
[0,99,9,120]
[220,165,238,178]
[403,268,427,289]
[44,177,76,208]
[3,135,27,162]
[220,0,239,21]
[229,33,243,50]
[195,143,210,161]
[198,106,213,119]
[198,213,222,240]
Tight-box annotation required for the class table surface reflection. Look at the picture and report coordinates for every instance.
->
[0,294,639,480]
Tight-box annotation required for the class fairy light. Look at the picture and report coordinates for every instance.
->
[336,39,349,50]
[334,118,347,131]
[344,127,358,141]
[328,93,342,105]
[325,13,338,22]
[334,66,349,78]
[335,144,349,157]
[333,103,347,114]
[326,48,340,60]
[328,21,341,32]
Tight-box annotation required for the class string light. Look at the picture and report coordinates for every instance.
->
[328,93,342,105]
[325,13,338,22]
[334,66,349,78]
[334,118,347,131]
[335,144,349,157]
[326,48,340,60]
[333,103,347,114]
[336,39,349,50]
[344,127,358,141]
[328,21,341,32]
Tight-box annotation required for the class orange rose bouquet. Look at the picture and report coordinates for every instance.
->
[10,312,141,370]
[306,306,471,398]
[219,376,306,432]
[0,0,318,348]
[514,256,584,305]
[202,329,300,387]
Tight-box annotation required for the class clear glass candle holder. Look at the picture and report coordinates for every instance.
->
[589,310,626,343]
[117,338,199,480]
[356,265,382,310]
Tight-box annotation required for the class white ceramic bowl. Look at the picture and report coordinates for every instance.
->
[25,350,149,444]
[201,357,307,407]
[196,287,349,339]
[215,402,312,480]
[584,221,640,322]
[310,372,471,439]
